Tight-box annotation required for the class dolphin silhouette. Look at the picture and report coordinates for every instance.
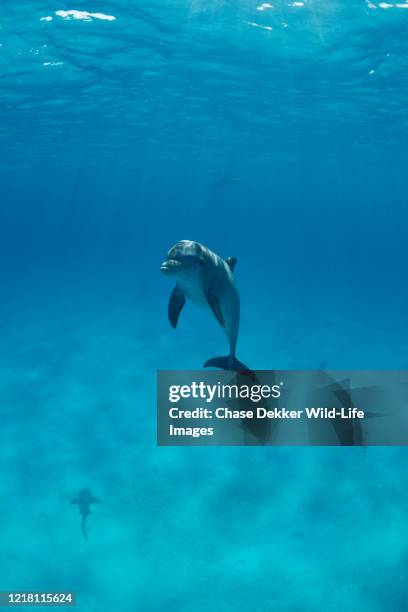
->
[71,488,101,541]
[210,175,244,191]
[161,240,249,371]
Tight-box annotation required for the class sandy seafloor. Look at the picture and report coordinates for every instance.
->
[1,266,407,612]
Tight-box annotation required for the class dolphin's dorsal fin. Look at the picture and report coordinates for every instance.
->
[168,286,186,328]
[71,497,78,504]
[91,496,101,503]
[225,257,237,271]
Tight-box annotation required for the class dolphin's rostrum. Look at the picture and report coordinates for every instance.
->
[161,240,249,371]
[71,488,101,541]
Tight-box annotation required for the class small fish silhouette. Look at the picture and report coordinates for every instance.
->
[71,488,101,541]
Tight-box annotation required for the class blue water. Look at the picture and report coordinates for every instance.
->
[1,1,408,610]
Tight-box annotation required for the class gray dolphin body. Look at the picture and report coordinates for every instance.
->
[71,488,101,541]
[161,240,249,371]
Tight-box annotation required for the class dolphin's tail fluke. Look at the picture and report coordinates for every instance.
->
[204,355,250,372]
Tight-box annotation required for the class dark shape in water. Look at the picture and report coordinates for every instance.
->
[210,175,244,191]
[71,488,101,541]
[307,373,388,446]
[305,374,363,446]
[236,370,274,444]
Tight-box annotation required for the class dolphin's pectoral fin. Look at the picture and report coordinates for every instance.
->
[71,498,78,504]
[225,257,237,271]
[91,496,102,503]
[205,291,226,327]
[168,287,186,328]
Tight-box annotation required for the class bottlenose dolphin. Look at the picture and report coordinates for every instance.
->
[71,488,101,541]
[161,240,249,371]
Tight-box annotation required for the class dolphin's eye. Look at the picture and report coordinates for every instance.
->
[199,259,204,266]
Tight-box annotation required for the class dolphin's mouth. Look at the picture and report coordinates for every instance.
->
[160,259,182,274]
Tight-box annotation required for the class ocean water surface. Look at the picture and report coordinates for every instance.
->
[1,1,408,610]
